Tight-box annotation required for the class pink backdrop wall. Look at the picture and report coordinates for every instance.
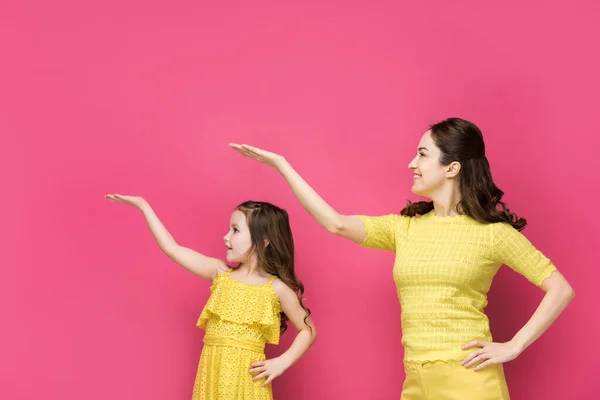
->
[2,1,598,399]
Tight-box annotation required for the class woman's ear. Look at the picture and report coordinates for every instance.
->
[446,161,461,178]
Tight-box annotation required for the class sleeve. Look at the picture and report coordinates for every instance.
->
[492,223,558,286]
[357,214,408,251]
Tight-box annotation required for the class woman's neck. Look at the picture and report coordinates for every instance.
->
[431,183,462,217]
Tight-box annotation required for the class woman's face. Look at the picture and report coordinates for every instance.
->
[408,130,453,198]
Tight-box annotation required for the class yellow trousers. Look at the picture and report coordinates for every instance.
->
[401,361,510,400]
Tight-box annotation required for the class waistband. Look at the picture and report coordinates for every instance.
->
[203,335,265,353]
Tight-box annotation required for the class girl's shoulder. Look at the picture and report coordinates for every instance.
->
[269,278,298,303]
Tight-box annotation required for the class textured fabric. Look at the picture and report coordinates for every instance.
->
[400,361,510,400]
[193,271,281,400]
[359,211,557,362]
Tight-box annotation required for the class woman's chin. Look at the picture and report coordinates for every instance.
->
[411,185,424,196]
[411,183,431,198]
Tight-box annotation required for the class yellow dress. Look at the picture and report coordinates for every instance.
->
[193,271,281,400]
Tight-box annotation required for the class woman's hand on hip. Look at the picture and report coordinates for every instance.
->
[461,340,522,371]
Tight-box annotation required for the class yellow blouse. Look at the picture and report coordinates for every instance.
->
[359,211,557,362]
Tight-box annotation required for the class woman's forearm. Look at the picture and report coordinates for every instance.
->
[510,280,575,352]
[277,160,343,233]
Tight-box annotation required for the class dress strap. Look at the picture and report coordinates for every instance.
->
[268,275,278,285]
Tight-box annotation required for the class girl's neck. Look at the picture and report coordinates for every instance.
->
[236,262,266,277]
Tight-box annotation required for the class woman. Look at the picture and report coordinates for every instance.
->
[230,117,574,400]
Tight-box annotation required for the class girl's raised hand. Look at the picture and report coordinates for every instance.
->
[104,194,147,209]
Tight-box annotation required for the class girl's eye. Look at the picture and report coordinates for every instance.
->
[233,228,239,233]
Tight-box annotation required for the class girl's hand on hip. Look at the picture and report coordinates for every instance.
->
[249,357,288,386]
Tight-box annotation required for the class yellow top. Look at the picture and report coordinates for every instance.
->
[359,211,557,362]
[197,271,281,349]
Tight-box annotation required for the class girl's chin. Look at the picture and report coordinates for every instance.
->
[225,255,241,266]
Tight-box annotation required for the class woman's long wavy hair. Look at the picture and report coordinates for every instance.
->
[236,201,312,334]
[401,118,526,231]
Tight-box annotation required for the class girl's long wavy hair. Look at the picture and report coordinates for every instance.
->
[401,117,527,231]
[236,201,312,334]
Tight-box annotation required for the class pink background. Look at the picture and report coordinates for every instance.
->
[2,1,598,399]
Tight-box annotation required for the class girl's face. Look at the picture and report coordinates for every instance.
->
[407,130,451,198]
[223,210,253,263]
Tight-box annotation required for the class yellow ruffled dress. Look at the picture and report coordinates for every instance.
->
[192,270,281,399]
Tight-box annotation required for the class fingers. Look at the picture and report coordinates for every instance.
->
[229,144,254,158]
[229,143,256,150]
[105,194,126,204]
[252,371,268,381]
[229,143,243,153]
[249,361,266,375]
[229,143,265,157]
[462,349,483,363]
[462,340,486,350]
[462,349,484,365]
[474,359,495,371]
[240,144,262,153]
[464,353,490,368]
[105,194,140,208]
[249,359,278,384]
[249,365,266,374]
[229,143,253,151]
[239,145,260,156]
[262,375,275,386]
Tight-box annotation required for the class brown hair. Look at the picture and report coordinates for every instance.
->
[401,117,527,231]
[236,201,312,334]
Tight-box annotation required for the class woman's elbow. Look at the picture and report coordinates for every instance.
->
[565,283,575,302]
[556,279,575,304]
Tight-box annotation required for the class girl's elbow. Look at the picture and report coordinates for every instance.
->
[308,325,318,343]
[326,220,343,235]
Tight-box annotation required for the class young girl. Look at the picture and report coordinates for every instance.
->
[104,195,316,399]
[230,117,575,400]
